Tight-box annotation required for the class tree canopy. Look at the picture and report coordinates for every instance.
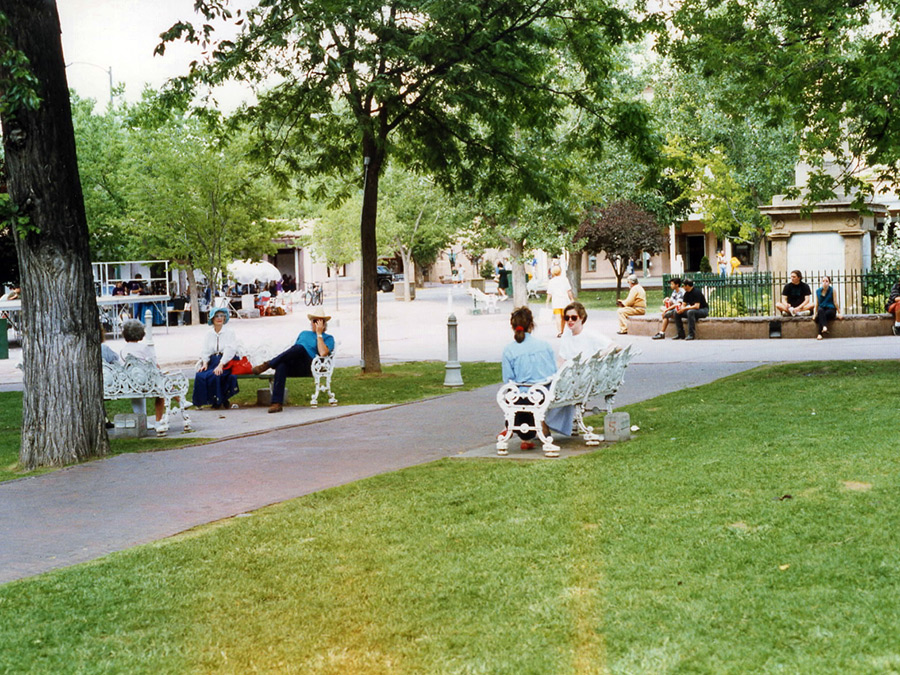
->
[659,0,900,205]
[650,65,798,265]
[575,199,665,294]
[160,0,658,371]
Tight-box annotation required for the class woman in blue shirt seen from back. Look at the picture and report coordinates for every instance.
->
[501,306,572,450]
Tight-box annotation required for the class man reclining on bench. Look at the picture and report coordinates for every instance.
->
[251,306,335,413]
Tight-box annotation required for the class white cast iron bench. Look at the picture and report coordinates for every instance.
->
[236,352,338,407]
[103,355,192,436]
[466,287,501,313]
[495,344,637,457]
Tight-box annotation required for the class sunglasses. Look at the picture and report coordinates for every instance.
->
[564,314,580,322]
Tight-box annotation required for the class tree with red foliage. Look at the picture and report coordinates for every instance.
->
[575,201,665,298]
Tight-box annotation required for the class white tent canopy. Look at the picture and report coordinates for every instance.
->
[227,259,280,285]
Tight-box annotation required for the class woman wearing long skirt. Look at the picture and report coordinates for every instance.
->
[193,307,241,409]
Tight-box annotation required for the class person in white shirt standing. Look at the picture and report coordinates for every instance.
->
[545,265,575,337]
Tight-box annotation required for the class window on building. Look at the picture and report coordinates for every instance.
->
[588,255,597,272]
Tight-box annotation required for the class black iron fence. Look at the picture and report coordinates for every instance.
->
[662,271,897,317]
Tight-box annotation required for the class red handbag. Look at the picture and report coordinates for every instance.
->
[227,356,254,375]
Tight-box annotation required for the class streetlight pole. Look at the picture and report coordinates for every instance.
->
[64,61,113,108]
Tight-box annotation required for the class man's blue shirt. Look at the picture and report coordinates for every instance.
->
[295,330,335,359]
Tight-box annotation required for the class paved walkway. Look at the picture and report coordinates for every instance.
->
[0,361,754,584]
[1,285,897,584]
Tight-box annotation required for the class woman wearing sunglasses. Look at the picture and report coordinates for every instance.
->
[558,301,614,364]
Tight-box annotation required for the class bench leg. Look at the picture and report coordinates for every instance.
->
[496,416,514,455]
[176,396,193,433]
[310,363,337,408]
[574,407,601,445]
[533,410,560,458]
[156,398,170,437]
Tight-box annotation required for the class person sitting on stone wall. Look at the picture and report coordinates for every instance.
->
[775,270,814,316]
[615,274,646,335]
[672,279,709,340]
[652,277,684,340]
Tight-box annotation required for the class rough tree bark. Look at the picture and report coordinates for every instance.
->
[0,0,109,468]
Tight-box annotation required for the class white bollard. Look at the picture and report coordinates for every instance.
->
[143,308,154,347]
[443,313,464,387]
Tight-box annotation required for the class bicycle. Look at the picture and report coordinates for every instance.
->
[304,282,324,306]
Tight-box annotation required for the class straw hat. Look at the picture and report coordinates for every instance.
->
[307,306,332,322]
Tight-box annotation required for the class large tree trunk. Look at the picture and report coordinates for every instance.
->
[0,0,109,468]
[359,140,383,373]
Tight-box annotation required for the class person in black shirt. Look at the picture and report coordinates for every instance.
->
[672,279,709,340]
[775,270,813,316]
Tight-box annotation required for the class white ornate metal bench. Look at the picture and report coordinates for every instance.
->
[309,354,338,407]
[235,352,337,407]
[495,344,637,457]
[466,287,501,313]
[102,355,192,436]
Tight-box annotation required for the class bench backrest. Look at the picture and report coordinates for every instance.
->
[546,344,634,409]
[103,355,188,400]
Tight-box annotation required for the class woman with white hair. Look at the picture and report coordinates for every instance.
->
[615,274,646,334]
[119,319,167,425]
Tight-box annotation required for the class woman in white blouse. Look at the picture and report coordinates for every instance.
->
[192,307,241,409]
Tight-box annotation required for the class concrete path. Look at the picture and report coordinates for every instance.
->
[0,360,755,585]
[1,285,897,584]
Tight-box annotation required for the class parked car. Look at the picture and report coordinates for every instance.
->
[377,265,395,292]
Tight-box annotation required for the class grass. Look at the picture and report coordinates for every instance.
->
[580,288,665,312]
[2,361,899,672]
[0,362,501,483]
[0,395,209,483]
[228,360,501,407]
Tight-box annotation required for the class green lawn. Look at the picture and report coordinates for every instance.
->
[0,362,501,483]
[2,361,898,672]
[580,288,665,312]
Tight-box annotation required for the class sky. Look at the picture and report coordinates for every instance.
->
[56,0,251,111]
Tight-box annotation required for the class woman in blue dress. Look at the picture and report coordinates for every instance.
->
[193,307,241,409]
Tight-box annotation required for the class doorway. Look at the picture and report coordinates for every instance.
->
[686,235,706,272]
